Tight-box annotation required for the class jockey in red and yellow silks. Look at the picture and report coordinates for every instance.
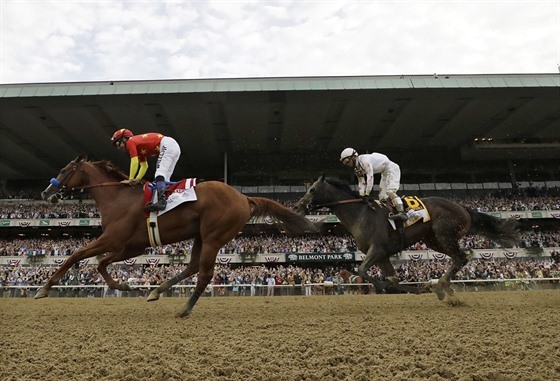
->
[111,129,181,212]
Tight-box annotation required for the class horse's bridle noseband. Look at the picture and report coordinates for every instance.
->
[49,162,81,195]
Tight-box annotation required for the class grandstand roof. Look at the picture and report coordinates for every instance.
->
[1,73,559,185]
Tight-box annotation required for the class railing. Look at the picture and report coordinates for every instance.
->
[3,278,559,298]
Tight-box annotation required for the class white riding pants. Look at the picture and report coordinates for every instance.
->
[378,161,401,201]
[155,136,181,181]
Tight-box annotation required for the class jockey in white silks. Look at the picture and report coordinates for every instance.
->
[340,148,408,222]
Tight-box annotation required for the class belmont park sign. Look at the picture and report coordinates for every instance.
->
[287,252,355,263]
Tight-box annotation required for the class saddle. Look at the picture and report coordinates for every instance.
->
[144,179,196,205]
[142,178,197,216]
[367,196,430,228]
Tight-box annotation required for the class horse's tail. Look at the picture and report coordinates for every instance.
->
[247,196,319,235]
[466,208,520,247]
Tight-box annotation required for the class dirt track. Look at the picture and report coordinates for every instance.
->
[1,291,559,381]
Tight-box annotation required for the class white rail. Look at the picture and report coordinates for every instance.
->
[3,278,558,298]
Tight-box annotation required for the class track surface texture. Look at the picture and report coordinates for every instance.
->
[1,291,559,381]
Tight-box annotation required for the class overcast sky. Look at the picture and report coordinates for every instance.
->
[1,0,559,84]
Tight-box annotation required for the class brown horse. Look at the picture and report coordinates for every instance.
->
[38,155,318,317]
[294,176,520,300]
[339,269,370,294]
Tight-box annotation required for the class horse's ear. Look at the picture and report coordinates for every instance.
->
[319,173,325,182]
[74,154,88,163]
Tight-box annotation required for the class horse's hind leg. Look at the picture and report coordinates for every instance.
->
[428,239,468,300]
[442,250,468,297]
[147,236,202,302]
[177,241,220,318]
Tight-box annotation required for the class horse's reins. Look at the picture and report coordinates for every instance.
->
[313,199,364,209]
[49,162,134,195]
[70,182,129,192]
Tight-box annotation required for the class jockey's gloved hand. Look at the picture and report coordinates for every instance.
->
[121,179,142,187]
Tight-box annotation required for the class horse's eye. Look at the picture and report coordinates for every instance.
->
[60,169,66,174]
[309,188,315,193]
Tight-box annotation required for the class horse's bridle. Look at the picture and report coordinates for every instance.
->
[48,161,123,197]
[48,162,81,196]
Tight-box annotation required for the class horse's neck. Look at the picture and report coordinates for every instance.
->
[89,186,120,204]
[330,205,366,235]
[330,205,379,254]
[85,170,128,211]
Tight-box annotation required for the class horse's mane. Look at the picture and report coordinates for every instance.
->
[91,160,128,181]
[324,177,360,198]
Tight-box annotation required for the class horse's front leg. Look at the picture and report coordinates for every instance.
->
[377,257,423,294]
[376,256,398,284]
[35,237,112,299]
[97,248,143,292]
[358,246,387,293]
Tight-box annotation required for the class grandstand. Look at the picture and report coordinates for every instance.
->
[1,74,559,186]
[1,74,559,289]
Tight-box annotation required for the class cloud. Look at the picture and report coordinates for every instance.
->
[1,0,559,84]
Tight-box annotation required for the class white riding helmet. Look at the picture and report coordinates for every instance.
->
[340,147,357,162]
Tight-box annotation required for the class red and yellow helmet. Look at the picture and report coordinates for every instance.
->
[111,129,133,145]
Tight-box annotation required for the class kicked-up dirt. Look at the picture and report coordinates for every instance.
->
[1,291,559,381]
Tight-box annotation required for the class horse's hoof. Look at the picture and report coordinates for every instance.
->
[147,291,159,302]
[433,286,446,301]
[386,276,399,284]
[176,305,193,318]
[34,289,48,299]
[119,283,133,292]
[175,311,190,319]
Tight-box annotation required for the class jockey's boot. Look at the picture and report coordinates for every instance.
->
[388,202,408,222]
[145,182,167,212]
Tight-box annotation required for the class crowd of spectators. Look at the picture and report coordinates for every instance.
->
[0,202,99,219]
[449,194,560,212]
[2,258,559,294]
[1,187,559,296]
[1,198,556,218]
[1,186,560,219]
[2,230,560,258]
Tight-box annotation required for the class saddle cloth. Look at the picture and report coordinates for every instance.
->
[388,196,431,230]
[143,178,197,217]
